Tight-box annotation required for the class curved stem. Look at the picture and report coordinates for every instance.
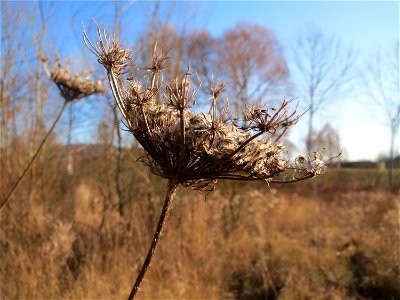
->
[0,101,68,211]
[128,179,178,300]
[270,174,314,184]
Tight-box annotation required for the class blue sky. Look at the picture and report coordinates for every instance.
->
[193,1,398,161]
[4,1,399,161]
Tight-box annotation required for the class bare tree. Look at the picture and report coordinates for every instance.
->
[0,2,34,191]
[217,22,288,107]
[135,20,288,118]
[292,25,355,153]
[363,41,399,185]
[311,123,342,166]
[186,30,216,85]
[31,1,51,182]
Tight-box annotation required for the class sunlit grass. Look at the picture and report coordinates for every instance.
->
[1,167,399,299]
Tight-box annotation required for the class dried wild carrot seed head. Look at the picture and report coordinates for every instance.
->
[84,25,327,191]
[42,55,106,102]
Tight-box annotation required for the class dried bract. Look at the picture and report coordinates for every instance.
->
[295,152,327,176]
[243,100,300,134]
[150,40,170,74]
[84,26,132,75]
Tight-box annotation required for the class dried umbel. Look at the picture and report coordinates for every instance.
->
[84,25,327,299]
[85,30,326,191]
[42,55,106,102]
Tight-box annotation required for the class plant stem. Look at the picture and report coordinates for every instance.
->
[227,131,263,159]
[0,100,68,211]
[128,179,178,300]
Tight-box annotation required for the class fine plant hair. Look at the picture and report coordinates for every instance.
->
[84,25,327,299]
[0,56,105,211]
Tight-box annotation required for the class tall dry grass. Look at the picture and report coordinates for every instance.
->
[1,166,399,299]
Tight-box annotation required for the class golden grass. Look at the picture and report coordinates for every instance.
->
[1,169,399,299]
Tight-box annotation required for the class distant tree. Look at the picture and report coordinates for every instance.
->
[134,2,191,81]
[31,1,52,182]
[217,22,288,107]
[112,0,131,216]
[135,21,288,115]
[363,41,399,185]
[0,3,26,181]
[292,25,355,153]
[311,123,342,165]
[186,30,217,85]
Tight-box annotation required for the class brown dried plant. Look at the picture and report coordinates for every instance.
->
[0,56,105,211]
[45,55,106,102]
[84,25,327,299]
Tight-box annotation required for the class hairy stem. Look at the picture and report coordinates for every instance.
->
[108,72,128,122]
[1,100,68,211]
[151,71,158,91]
[113,105,124,216]
[140,105,151,137]
[179,107,185,160]
[128,179,178,300]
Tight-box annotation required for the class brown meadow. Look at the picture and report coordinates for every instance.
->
[1,164,399,299]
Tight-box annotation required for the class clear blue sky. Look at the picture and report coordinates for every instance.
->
[8,1,399,161]
[195,1,399,161]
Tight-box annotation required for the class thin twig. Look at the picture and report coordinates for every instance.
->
[226,131,263,159]
[128,179,178,300]
[0,101,68,211]
[270,174,314,184]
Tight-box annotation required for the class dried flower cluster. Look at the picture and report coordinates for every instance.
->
[41,55,106,102]
[84,27,327,191]
[43,221,76,263]
[296,152,327,175]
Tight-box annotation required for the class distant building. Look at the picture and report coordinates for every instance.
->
[341,160,377,168]
[377,160,386,170]
[339,155,400,169]
[385,155,400,168]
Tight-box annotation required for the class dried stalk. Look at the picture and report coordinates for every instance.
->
[0,101,67,210]
[128,179,178,300]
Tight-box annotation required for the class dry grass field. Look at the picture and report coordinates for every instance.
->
[1,165,399,299]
